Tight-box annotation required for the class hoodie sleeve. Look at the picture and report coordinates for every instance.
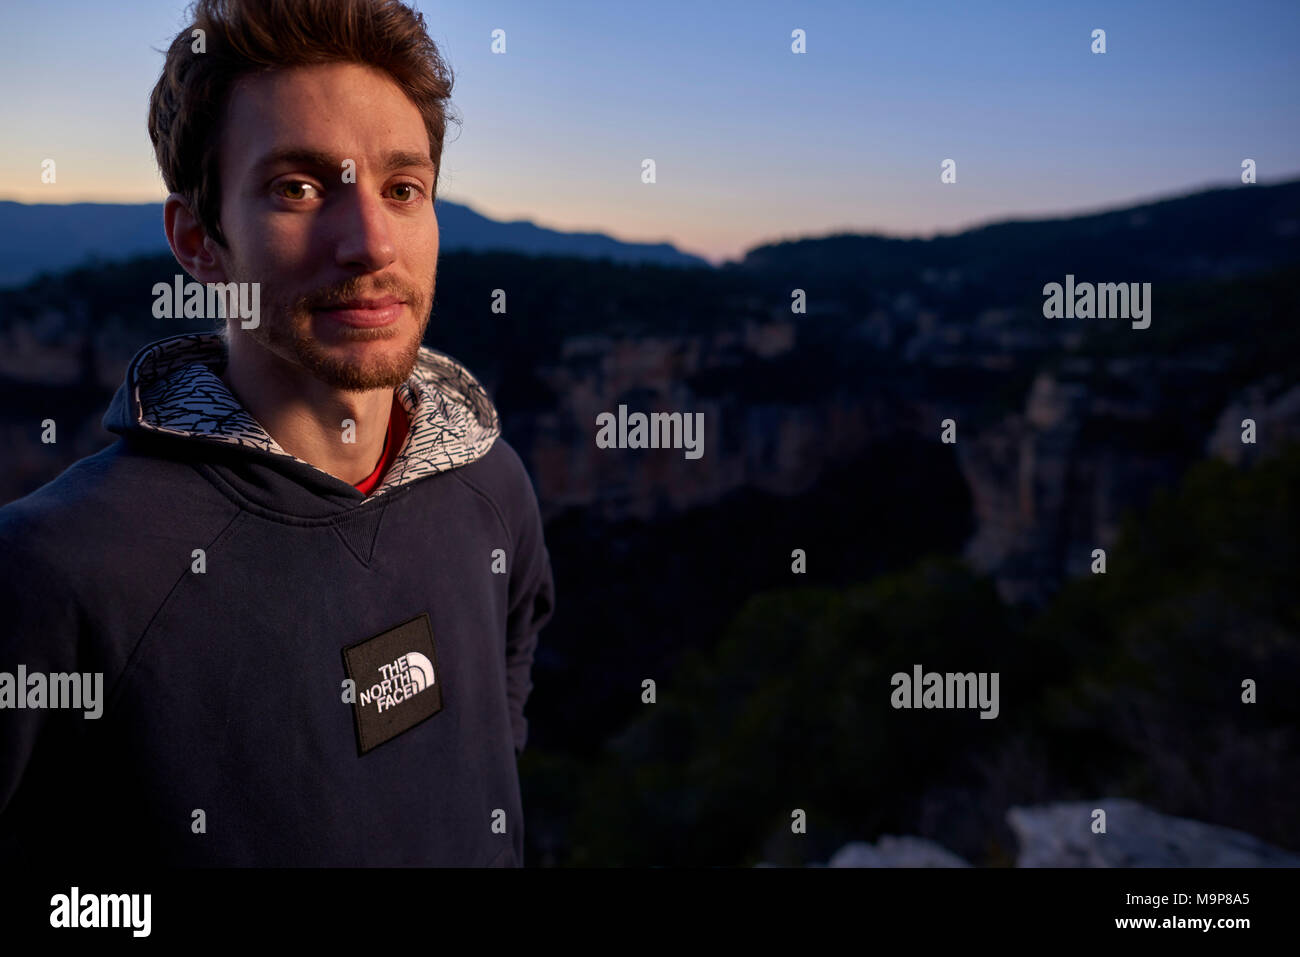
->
[504,460,555,759]
[0,518,86,827]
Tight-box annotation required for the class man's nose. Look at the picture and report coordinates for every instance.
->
[332,187,397,272]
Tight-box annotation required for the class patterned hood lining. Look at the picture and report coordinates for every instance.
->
[128,333,501,498]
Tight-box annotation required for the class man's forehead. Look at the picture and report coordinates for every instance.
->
[221,63,431,173]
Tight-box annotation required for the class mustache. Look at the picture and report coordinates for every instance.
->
[296,276,423,312]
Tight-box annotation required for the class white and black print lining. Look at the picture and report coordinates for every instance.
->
[131,333,501,498]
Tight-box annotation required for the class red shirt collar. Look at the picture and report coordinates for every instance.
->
[353,395,409,495]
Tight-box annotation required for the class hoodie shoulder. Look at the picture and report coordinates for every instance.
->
[448,435,541,528]
[1,439,225,534]
[0,440,239,605]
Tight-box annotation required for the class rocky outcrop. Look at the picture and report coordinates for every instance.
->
[788,799,1300,867]
[956,366,1197,605]
[1206,379,1300,466]
[1006,799,1300,867]
[524,322,897,522]
[824,836,971,868]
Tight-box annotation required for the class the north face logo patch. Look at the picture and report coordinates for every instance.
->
[343,614,443,755]
[360,651,436,712]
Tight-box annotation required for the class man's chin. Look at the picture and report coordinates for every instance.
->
[292,338,422,392]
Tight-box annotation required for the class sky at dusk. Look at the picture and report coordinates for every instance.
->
[1,0,1297,264]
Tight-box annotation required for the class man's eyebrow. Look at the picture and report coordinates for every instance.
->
[380,150,437,175]
[251,148,337,176]
[251,147,436,177]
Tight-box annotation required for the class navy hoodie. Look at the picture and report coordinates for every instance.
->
[0,332,555,866]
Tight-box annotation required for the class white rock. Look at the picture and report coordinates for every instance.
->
[827,836,970,868]
[1007,799,1300,867]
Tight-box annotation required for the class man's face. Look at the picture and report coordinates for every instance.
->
[211,61,438,391]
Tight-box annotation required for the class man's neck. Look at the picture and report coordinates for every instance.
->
[219,338,396,486]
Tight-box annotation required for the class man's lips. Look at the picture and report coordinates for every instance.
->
[313,297,405,327]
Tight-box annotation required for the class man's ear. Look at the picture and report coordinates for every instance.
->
[163,193,228,283]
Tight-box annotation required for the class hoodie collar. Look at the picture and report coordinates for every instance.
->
[105,332,500,499]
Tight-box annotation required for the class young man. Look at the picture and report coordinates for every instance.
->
[0,0,555,866]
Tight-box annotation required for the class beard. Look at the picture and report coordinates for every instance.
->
[246,271,433,392]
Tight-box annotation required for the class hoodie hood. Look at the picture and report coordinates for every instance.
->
[104,332,500,500]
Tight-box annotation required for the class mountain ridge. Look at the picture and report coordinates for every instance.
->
[0,196,711,288]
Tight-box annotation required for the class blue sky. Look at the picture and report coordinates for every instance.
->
[1,0,1297,263]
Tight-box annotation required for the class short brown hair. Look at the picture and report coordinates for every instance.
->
[148,0,456,248]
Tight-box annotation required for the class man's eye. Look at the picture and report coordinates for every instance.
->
[390,183,423,202]
[276,181,318,200]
